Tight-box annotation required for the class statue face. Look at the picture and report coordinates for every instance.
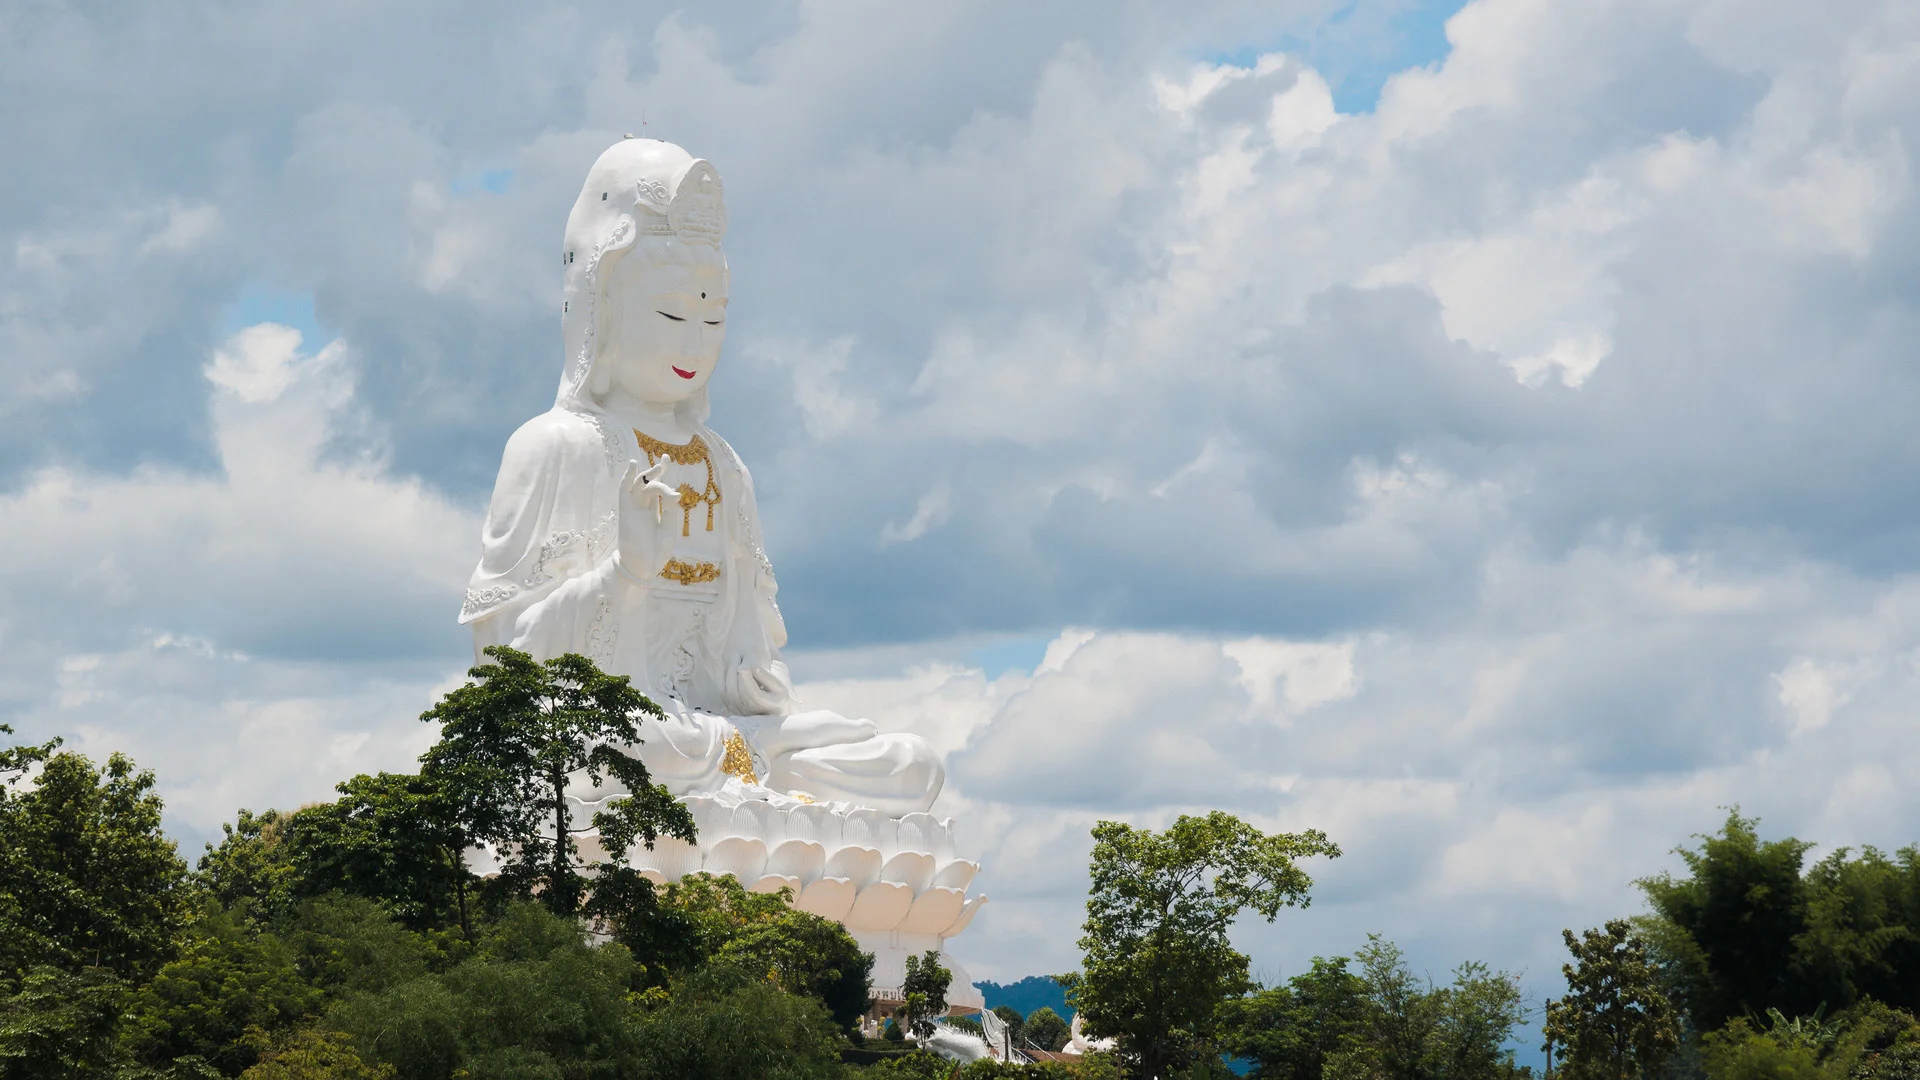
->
[605,244,730,405]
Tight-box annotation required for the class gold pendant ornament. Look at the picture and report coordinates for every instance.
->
[634,429,723,536]
[720,730,759,784]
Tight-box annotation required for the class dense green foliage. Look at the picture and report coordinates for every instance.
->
[17,667,1920,1080]
[1219,937,1528,1080]
[123,904,319,1072]
[623,965,849,1079]
[1638,811,1920,1028]
[1571,812,1920,1080]
[1067,811,1341,1079]
[280,772,476,935]
[1541,920,1678,1080]
[623,872,876,1032]
[955,1056,1123,1080]
[1025,1006,1071,1052]
[0,730,192,982]
[0,966,131,1078]
[0,660,876,1079]
[241,1027,395,1079]
[1219,957,1369,1080]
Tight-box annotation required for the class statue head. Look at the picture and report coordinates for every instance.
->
[557,138,730,423]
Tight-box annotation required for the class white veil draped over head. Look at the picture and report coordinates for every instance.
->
[556,137,727,424]
[458,138,738,633]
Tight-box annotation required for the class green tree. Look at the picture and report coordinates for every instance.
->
[0,737,190,982]
[604,870,777,974]
[418,647,694,917]
[961,1056,1127,1080]
[1698,1020,1819,1080]
[900,950,952,1041]
[1220,956,1369,1080]
[1349,936,1436,1080]
[283,772,477,937]
[1543,921,1679,1080]
[1790,845,1920,1012]
[327,901,647,1079]
[0,966,131,1079]
[1822,1001,1920,1080]
[239,1027,396,1079]
[1066,811,1340,1079]
[123,905,322,1075]
[862,1049,954,1079]
[626,966,847,1080]
[959,1060,1117,1080]
[582,862,700,978]
[278,894,447,1001]
[1426,961,1527,1080]
[711,900,873,1034]
[1636,815,1920,1021]
[1637,811,1812,1028]
[1025,1005,1071,1052]
[1334,936,1529,1080]
[198,808,299,919]
[310,897,854,1079]
[607,873,872,1030]
[0,724,57,790]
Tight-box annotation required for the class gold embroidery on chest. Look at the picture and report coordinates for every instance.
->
[659,558,721,586]
[634,429,723,536]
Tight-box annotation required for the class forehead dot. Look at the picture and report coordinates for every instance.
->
[700,292,706,299]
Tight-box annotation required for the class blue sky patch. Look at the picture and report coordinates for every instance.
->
[967,635,1056,679]
[223,284,325,346]
[451,167,515,196]
[1209,0,1467,113]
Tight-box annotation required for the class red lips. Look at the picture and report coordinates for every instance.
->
[672,366,696,380]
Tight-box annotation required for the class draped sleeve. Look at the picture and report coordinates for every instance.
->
[459,409,620,640]
[707,429,788,652]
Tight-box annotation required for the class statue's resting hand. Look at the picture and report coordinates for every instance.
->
[760,708,879,755]
[614,457,675,581]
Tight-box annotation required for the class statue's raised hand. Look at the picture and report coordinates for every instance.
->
[615,457,675,581]
[728,658,797,716]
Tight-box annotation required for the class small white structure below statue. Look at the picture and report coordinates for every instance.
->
[459,137,981,1010]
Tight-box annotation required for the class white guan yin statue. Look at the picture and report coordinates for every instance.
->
[460,138,985,1010]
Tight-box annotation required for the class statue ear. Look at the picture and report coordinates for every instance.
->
[590,355,612,397]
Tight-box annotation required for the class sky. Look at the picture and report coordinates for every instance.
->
[4,0,1920,1031]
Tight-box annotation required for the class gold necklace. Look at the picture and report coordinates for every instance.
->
[633,429,723,537]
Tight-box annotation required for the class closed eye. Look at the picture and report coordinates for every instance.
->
[656,311,685,322]
[704,319,724,326]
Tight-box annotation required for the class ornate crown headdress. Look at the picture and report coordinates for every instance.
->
[636,159,726,244]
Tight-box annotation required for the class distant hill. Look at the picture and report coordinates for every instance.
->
[975,975,1073,1020]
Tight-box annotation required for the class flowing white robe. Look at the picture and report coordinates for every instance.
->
[459,406,942,817]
